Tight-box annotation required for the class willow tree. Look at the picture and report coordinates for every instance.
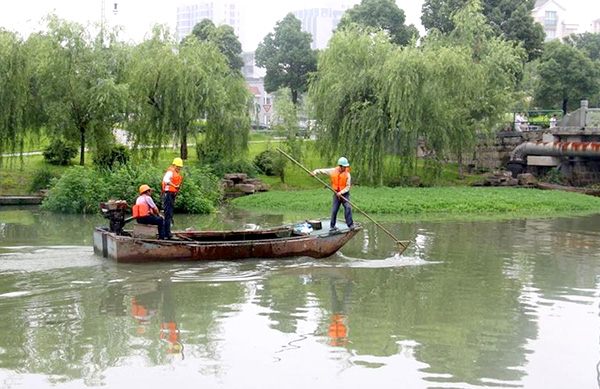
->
[127,27,250,161]
[421,0,524,178]
[0,30,29,158]
[310,0,522,185]
[309,28,395,186]
[27,15,129,166]
[198,59,252,163]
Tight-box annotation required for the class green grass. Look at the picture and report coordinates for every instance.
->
[0,155,79,195]
[231,187,600,222]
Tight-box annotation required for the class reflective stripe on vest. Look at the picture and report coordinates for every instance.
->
[132,202,150,218]
[162,167,182,193]
[330,168,350,192]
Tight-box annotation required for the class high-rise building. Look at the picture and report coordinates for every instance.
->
[532,0,579,41]
[292,1,353,50]
[176,1,241,41]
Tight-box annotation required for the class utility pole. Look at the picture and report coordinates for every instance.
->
[100,0,106,43]
[100,0,118,42]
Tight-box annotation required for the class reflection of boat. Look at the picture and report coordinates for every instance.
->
[93,220,361,263]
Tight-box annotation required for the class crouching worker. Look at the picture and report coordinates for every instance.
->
[132,185,166,239]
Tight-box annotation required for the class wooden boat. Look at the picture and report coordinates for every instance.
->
[93,219,361,263]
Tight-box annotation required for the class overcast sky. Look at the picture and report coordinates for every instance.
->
[0,0,598,51]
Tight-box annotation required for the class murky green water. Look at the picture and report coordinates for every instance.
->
[0,206,599,388]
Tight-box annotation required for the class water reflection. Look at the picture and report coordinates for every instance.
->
[129,278,182,357]
[328,280,351,347]
[0,207,599,388]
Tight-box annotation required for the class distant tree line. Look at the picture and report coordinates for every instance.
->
[0,15,250,164]
[2,0,599,188]
[255,0,600,184]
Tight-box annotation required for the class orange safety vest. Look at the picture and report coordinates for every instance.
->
[162,167,182,194]
[132,201,150,218]
[160,322,179,343]
[131,299,148,318]
[328,314,348,346]
[330,167,350,192]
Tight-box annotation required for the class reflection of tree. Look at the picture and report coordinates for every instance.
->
[3,208,600,387]
[0,211,104,247]
[0,265,248,384]
[256,275,309,334]
[515,217,600,300]
[388,220,532,386]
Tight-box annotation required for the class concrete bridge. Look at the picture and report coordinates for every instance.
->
[473,101,600,186]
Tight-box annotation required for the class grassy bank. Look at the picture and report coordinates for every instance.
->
[231,187,600,222]
[2,131,491,196]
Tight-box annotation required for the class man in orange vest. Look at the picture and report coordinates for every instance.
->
[162,157,184,240]
[311,157,354,231]
[132,184,166,239]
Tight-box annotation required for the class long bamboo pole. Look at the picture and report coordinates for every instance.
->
[276,148,410,255]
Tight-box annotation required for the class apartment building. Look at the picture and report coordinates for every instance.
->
[292,1,353,50]
[532,0,579,41]
[176,1,241,40]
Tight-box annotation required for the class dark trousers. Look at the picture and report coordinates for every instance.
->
[137,215,165,239]
[162,192,176,238]
[331,192,353,228]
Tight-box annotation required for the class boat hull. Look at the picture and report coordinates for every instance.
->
[93,222,360,263]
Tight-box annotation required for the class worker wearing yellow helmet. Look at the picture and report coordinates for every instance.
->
[161,157,184,239]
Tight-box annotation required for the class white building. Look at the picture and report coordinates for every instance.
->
[593,18,600,34]
[532,0,579,41]
[292,1,353,50]
[242,52,271,129]
[176,1,242,41]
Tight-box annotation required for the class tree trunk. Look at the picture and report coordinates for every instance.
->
[562,98,568,115]
[291,89,298,106]
[458,151,464,180]
[279,155,285,183]
[79,127,85,166]
[180,129,188,160]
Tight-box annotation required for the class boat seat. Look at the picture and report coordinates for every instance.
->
[132,223,158,239]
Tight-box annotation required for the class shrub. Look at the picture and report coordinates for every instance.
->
[41,163,223,214]
[41,167,109,214]
[210,159,259,178]
[43,139,77,165]
[544,167,565,185]
[175,180,216,214]
[253,150,284,176]
[184,167,223,206]
[29,169,59,193]
[93,144,130,170]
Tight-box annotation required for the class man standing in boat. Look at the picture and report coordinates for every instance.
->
[133,185,166,239]
[311,157,354,231]
[162,157,184,240]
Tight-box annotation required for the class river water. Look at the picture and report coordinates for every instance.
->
[0,206,599,388]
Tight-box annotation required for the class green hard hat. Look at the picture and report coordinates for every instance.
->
[337,157,349,167]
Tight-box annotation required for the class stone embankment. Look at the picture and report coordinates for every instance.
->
[473,131,544,171]
[221,173,270,199]
[473,171,538,187]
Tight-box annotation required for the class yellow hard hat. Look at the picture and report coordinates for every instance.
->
[172,157,184,167]
[138,184,151,194]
